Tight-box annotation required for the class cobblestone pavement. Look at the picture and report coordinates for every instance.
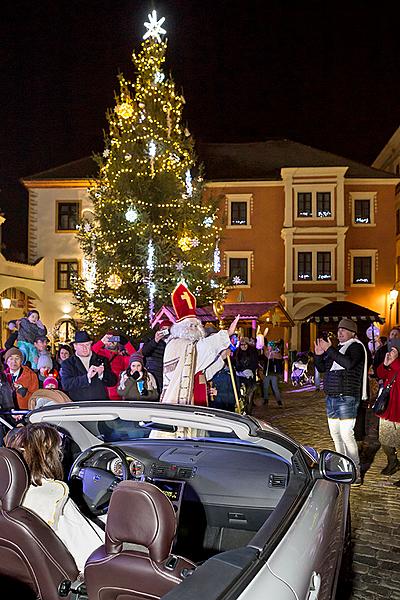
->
[251,384,400,600]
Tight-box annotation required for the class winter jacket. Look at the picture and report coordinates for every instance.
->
[61,353,117,402]
[259,353,283,376]
[6,365,39,409]
[141,337,167,392]
[91,340,136,400]
[17,318,47,344]
[0,375,14,409]
[209,366,237,411]
[117,371,158,401]
[5,330,18,350]
[376,358,400,422]
[233,347,259,377]
[314,342,365,398]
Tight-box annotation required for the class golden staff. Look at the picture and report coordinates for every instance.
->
[213,300,242,414]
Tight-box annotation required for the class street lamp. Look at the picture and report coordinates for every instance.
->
[1,298,11,311]
[389,287,399,327]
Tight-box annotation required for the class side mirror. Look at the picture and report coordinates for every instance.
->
[317,449,356,484]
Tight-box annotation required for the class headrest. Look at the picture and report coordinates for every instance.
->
[105,481,176,562]
[0,448,30,511]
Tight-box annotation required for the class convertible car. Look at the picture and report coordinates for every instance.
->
[0,401,355,600]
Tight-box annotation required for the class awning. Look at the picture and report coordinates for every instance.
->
[304,301,385,324]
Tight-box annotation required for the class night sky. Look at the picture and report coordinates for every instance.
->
[2,0,400,259]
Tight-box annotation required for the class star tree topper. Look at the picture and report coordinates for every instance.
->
[143,10,166,43]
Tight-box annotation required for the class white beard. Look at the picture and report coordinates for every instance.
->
[170,318,205,342]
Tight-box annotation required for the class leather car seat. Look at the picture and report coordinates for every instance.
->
[84,481,196,600]
[0,447,79,599]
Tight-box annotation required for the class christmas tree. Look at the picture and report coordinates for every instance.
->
[74,10,227,338]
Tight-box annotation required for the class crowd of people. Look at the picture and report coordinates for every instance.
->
[0,307,286,423]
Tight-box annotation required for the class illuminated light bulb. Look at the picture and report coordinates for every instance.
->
[203,216,213,228]
[154,71,165,83]
[185,169,193,196]
[148,141,156,157]
[213,244,221,273]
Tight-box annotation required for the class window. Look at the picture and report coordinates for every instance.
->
[350,192,375,227]
[316,192,332,218]
[294,246,335,282]
[57,202,79,231]
[298,252,312,280]
[225,251,253,287]
[295,187,335,220]
[353,257,372,284]
[229,258,248,285]
[56,260,78,291]
[297,193,312,218]
[230,202,247,225]
[226,195,252,228]
[354,199,371,224]
[317,252,331,280]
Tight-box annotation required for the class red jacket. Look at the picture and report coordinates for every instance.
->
[91,341,136,400]
[7,366,39,409]
[376,358,400,422]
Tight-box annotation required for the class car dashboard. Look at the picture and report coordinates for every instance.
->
[80,439,290,560]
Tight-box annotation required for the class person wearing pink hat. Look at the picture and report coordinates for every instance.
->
[43,376,59,389]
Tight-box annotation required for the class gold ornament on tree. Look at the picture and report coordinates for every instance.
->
[178,232,193,252]
[107,273,123,289]
[115,102,134,119]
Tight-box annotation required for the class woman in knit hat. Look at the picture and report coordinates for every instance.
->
[4,347,39,409]
[117,352,158,401]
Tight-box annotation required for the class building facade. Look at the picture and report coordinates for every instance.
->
[11,140,398,350]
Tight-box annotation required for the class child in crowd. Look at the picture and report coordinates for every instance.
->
[17,310,47,369]
[36,354,57,388]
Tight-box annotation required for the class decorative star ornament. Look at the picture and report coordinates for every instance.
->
[232,276,244,285]
[143,10,166,43]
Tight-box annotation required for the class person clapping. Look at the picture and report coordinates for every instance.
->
[61,331,117,401]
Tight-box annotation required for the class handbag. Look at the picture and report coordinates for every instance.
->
[372,372,398,415]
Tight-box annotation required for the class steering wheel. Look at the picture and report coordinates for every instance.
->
[68,445,129,515]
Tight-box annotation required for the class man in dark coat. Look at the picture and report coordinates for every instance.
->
[141,319,172,392]
[61,331,117,401]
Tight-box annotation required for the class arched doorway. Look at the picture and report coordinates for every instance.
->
[0,288,35,347]
[53,317,78,346]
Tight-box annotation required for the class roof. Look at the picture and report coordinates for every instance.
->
[305,301,385,324]
[22,139,396,183]
[152,301,294,327]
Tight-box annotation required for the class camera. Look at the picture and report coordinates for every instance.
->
[108,335,120,343]
[159,328,169,338]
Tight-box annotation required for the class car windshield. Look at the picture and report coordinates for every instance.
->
[78,417,241,443]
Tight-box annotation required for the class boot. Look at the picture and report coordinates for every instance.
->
[381,445,400,475]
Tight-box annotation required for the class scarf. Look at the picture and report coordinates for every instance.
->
[330,338,368,400]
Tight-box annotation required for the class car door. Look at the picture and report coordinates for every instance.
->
[264,478,347,600]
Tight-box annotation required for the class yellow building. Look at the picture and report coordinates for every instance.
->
[13,139,398,350]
